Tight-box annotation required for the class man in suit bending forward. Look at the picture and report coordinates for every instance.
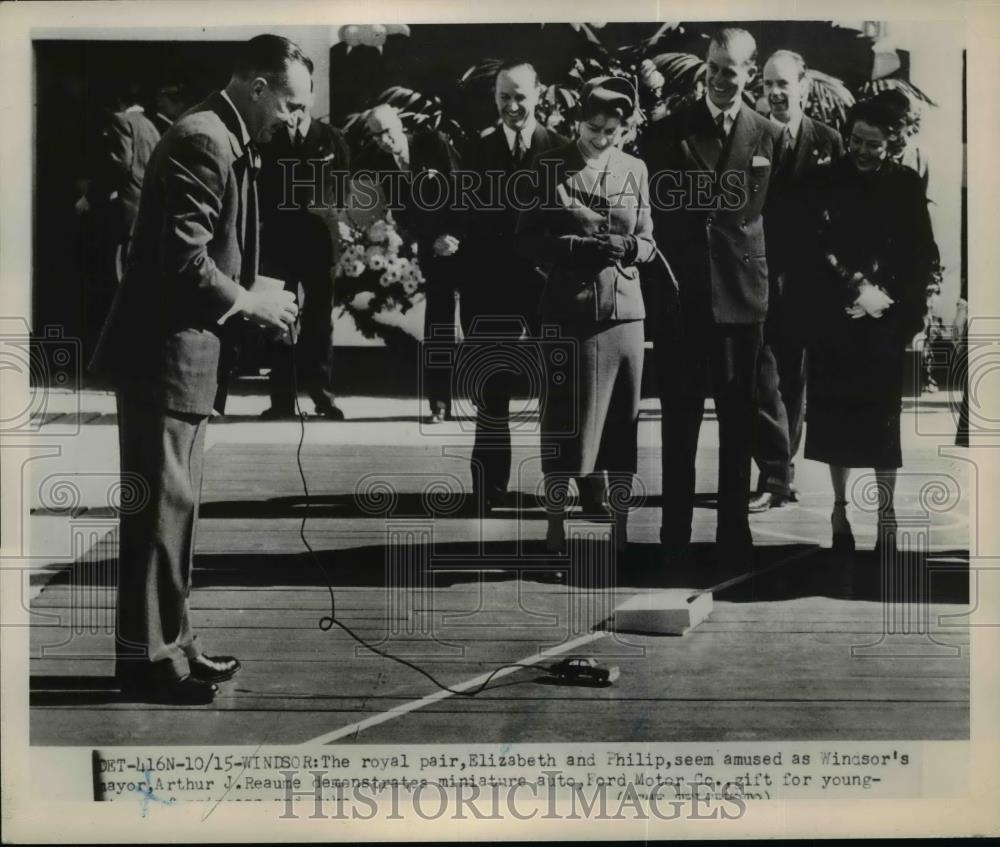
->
[90,35,309,703]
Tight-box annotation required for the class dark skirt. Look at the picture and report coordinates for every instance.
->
[804,312,908,469]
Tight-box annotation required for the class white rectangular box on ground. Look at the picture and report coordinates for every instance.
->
[613,589,714,635]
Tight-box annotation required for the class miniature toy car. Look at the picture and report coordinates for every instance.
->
[549,656,620,685]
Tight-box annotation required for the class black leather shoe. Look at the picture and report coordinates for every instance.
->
[488,489,514,509]
[313,403,345,421]
[188,654,242,683]
[468,489,507,516]
[260,406,298,420]
[748,491,792,513]
[428,401,449,424]
[118,675,218,705]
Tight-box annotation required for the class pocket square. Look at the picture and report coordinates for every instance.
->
[752,155,771,167]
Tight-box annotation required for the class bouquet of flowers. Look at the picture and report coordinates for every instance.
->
[334,215,427,343]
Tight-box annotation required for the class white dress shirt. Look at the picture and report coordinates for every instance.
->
[704,94,742,137]
[289,111,312,143]
[502,118,536,156]
[771,111,802,147]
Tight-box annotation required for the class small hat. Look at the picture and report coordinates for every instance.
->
[581,76,637,117]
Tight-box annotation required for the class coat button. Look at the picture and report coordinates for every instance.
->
[598,222,609,233]
[743,253,750,262]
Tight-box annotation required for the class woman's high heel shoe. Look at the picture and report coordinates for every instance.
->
[875,509,898,558]
[613,510,628,553]
[576,475,612,520]
[831,500,855,552]
[545,515,567,555]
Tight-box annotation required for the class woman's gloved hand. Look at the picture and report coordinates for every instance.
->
[572,236,625,265]
[598,233,638,265]
[847,280,894,319]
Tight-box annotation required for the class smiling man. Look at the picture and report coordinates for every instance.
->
[457,60,566,514]
[90,34,309,704]
[640,28,786,570]
[749,50,844,513]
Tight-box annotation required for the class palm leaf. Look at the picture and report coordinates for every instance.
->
[804,69,855,130]
[857,78,936,107]
[342,86,464,146]
[650,52,705,98]
[459,59,505,87]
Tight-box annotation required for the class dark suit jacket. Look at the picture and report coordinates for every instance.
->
[641,99,785,325]
[353,130,461,257]
[460,122,566,322]
[803,156,937,347]
[259,119,350,275]
[765,115,845,284]
[89,92,256,415]
[515,142,657,323]
[97,108,162,231]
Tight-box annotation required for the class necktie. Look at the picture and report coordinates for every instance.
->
[512,130,525,166]
[246,141,262,174]
[778,125,794,169]
[294,128,305,150]
[715,111,727,141]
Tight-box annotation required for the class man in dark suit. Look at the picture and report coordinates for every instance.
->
[149,80,188,137]
[459,61,565,513]
[749,50,845,512]
[90,35,308,703]
[258,63,350,419]
[641,28,786,565]
[77,93,162,283]
[355,104,463,423]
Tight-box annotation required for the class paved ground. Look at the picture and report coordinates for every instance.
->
[24,388,970,745]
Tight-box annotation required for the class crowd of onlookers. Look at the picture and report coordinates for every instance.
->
[75,31,963,561]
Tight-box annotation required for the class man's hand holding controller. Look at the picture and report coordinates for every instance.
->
[241,276,298,343]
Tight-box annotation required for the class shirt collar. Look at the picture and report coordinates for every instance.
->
[290,112,312,141]
[771,111,803,142]
[220,89,251,148]
[704,93,742,124]
[123,104,144,115]
[501,118,536,152]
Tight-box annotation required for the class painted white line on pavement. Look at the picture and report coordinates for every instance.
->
[301,630,608,745]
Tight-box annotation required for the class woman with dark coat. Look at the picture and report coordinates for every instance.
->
[802,97,937,552]
[515,77,658,553]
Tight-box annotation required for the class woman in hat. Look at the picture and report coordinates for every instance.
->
[802,97,937,553]
[515,76,658,553]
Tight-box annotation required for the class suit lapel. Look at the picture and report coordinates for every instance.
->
[793,116,817,177]
[199,92,254,263]
[202,91,245,161]
[685,101,723,171]
[528,124,551,160]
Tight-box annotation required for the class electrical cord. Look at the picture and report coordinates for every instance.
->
[286,328,553,696]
